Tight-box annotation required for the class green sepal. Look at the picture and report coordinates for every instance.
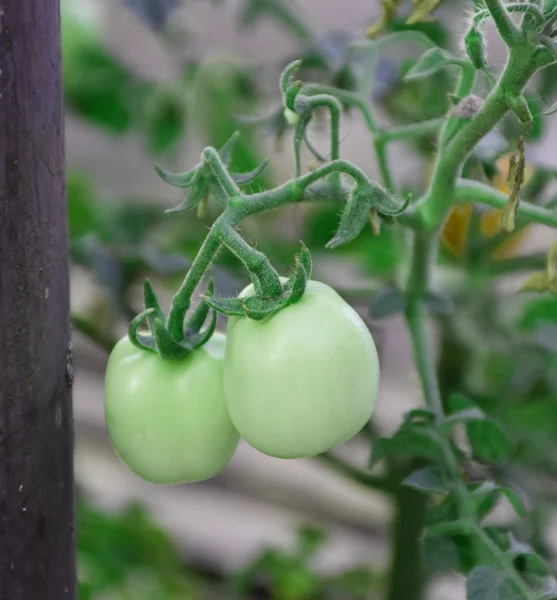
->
[297,241,312,279]
[165,173,207,214]
[204,296,246,316]
[185,279,214,335]
[218,131,241,166]
[143,279,165,332]
[187,307,217,349]
[286,255,309,305]
[152,317,190,361]
[154,164,196,188]
[230,159,270,184]
[326,184,409,249]
[241,295,284,321]
[128,309,158,353]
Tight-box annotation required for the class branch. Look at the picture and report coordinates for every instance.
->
[484,0,521,46]
[316,452,396,494]
[454,179,557,229]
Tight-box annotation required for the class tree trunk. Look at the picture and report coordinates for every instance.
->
[0,2,75,599]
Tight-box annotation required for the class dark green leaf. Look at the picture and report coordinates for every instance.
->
[467,420,511,463]
[470,482,526,519]
[423,291,454,315]
[508,534,550,577]
[370,427,440,467]
[370,288,406,320]
[403,466,448,494]
[421,535,462,572]
[466,566,522,600]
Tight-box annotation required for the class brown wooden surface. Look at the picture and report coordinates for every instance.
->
[0,2,75,598]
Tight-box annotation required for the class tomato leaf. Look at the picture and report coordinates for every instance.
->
[370,288,406,320]
[507,534,550,577]
[467,420,511,463]
[423,291,454,315]
[403,465,448,494]
[466,566,522,600]
[469,481,526,520]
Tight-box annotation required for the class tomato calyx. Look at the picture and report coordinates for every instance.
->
[154,132,269,214]
[205,242,312,321]
[326,183,412,249]
[129,279,217,361]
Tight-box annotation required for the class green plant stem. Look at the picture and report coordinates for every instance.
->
[453,179,557,229]
[166,229,222,341]
[404,231,444,418]
[419,44,538,228]
[484,0,521,46]
[386,483,427,600]
[316,453,396,494]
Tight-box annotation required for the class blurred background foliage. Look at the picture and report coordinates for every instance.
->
[64,0,557,598]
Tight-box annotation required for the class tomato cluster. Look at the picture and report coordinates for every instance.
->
[104,281,380,484]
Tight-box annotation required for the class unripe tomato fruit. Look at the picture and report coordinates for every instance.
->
[104,332,239,484]
[224,280,380,458]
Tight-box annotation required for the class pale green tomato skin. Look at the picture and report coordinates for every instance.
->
[104,332,239,484]
[223,280,380,459]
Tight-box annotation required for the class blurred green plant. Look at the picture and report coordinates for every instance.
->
[77,495,203,600]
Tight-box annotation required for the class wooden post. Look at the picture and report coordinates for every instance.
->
[0,1,76,599]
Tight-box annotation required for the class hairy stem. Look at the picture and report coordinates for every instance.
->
[166,227,222,341]
[419,45,538,228]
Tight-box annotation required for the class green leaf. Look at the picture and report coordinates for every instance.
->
[470,482,526,519]
[404,47,455,81]
[403,466,448,493]
[370,288,406,320]
[517,297,557,331]
[420,535,462,572]
[370,424,441,467]
[466,420,511,463]
[508,534,550,577]
[423,291,454,315]
[466,566,522,600]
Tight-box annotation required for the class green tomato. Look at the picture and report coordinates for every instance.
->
[104,332,239,484]
[224,280,380,458]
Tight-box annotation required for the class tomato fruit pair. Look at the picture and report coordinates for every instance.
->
[104,280,380,482]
